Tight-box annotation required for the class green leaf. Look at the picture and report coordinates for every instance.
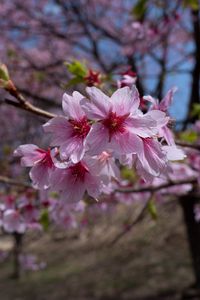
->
[147,198,157,220]
[7,49,17,58]
[179,130,198,143]
[191,103,200,118]
[131,0,148,19]
[121,167,136,183]
[3,145,11,156]
[65,60,87,78]
[63,76,85,88]
[33,71,46,82]
[183,0,199,10]
[40,210,50,231]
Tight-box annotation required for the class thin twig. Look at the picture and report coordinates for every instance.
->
[109,200,149,246]
[5,98,56,119]
[115,178,197,194]
[0,175,32,188]
[176,141,200,151]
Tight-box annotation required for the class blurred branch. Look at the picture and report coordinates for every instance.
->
[109,199,149,246]
[0,175,31,188]
[176,141,200,150]
[115,178,197,194]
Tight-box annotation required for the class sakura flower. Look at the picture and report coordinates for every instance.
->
[19,254,46,271]
[135,138,170,182]
[144,87,177,112]
[14,144,54,189]
[3,209,26,233]
[50,156,103,203]
[144,87,177,145]
[82,86,160,156]
[93,151,120,184]
[117,69,137,88]
[49,200,77,229]
[43,91,90,163]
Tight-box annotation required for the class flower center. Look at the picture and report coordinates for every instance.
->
[69,162,89,182]
[103,111,128,139]
[37,148,53,168]
[69,117,90,139]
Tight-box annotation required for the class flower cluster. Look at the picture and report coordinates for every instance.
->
[0,192,41,233]
[14,85,185,204]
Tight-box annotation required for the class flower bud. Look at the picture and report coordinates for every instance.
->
[0,63,10,81]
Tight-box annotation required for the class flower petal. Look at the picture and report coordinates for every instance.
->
[127,115,158,138]
[83,87,111,119]
[59,137,86,163]
[86,123,109,155]
[30,164,51,189]
[14,144,42,167]
[159,87,177,111]
[111,86,140,115]
[62,91,85,120]
[43,117,73,146]
[110,131,143,155]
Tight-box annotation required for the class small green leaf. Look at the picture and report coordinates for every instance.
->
[191,103,200,118]
[40,210,50,231]
[64,76,85,88]
[7,49,17,58]
[3,145,11,155]
[131,0,148,19]
[65,60,87,78]
[147,198,157,220]
[179,130,198,143]
[49,191,59,198]
[33,71,46,82]
[183,0,199,10]
[121,167,136,183]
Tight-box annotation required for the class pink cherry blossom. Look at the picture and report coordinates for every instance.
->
[117,69,137,88]
[43,91,90,163]
[135,138,170,182]
[3,209,26,233]
[50,156,103,203]
[14,144,54,189]
[93,151,120,184]
[144,88,177,145]
[144,87,177,112]
[82,86,160,155]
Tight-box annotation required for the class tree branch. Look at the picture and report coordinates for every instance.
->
[0,175,31,188]
[115,178,197,194]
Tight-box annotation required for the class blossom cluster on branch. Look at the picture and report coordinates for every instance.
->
[14,85,186,204]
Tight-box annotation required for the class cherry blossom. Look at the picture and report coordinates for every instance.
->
[43,91,90,163]
[14,144,54,189]
[82,86,162,156]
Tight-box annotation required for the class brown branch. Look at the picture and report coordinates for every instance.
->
[176,141,200,151]
[5,98,56,119]
[0,175,32,188]
[115,178,197,194]
[109,199,149,246]
[3,78,57,119]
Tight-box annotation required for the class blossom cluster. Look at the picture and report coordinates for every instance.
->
[14,85,185,204]
[0,192,41,233]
